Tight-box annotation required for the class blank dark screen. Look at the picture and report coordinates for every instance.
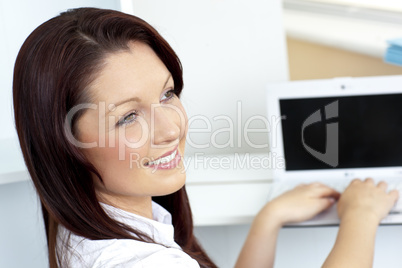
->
[280,94,402,170]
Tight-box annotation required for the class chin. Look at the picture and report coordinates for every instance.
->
[154,172,186,197]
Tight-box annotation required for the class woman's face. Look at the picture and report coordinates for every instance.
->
[76,42,188,210]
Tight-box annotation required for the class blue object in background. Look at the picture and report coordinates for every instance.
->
[384,38,402,66]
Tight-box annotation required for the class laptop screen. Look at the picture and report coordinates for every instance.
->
[280,93,402,171]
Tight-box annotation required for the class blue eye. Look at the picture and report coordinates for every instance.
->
[117,112,138,126]
[161,89,175,102]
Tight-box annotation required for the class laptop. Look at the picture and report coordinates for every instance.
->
[266,75,402,226]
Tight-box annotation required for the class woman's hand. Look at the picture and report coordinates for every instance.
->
[322,179,399,268]
[337,178,399,224]
[261,183,340,227]
[236,182,339,268]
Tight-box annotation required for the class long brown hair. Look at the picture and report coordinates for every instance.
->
[13,7,216,268]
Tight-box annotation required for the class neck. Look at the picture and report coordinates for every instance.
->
[97,193,153,220]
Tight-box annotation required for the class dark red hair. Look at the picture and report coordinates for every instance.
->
[13,7,216,268]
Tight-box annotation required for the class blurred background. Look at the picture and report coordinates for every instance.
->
[1,0,402,267]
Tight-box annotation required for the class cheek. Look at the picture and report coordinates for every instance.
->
[111,127,151,169]
[83,128,150,180]
[175,100,188,138]
[105,118,151,161]
[85,144,150,195]
[116,118,149,143]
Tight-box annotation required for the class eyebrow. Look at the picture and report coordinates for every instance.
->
[107,74,172,112]
[112,96,141,108]
[104,96,141,117]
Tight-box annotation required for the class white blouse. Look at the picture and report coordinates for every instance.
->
[57,201,200,267]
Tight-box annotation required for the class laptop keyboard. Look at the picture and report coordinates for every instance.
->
[268,180,402,215]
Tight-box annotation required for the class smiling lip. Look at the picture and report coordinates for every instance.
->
[146,145,181,169]
[154,145,178,160]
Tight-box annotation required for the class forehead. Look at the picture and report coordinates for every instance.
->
[89,42,171,104]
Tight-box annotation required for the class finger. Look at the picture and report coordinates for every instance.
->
[315,185,341,200]
[377,181,388,191]
[295,183,306,188]
[316,197,336,212]
[388,189,399,204]
[351,178,362,185]
[364,178,374,185]
[306,182,325,189]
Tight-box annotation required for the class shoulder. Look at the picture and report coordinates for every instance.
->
[58,227,199,268]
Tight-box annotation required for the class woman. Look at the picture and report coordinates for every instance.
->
[13,8,398,268]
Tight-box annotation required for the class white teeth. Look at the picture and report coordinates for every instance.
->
[148,149,177,166]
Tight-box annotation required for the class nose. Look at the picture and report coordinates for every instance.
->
[151,105,181,146]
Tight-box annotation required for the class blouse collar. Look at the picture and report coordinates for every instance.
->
[100,201,179,248]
